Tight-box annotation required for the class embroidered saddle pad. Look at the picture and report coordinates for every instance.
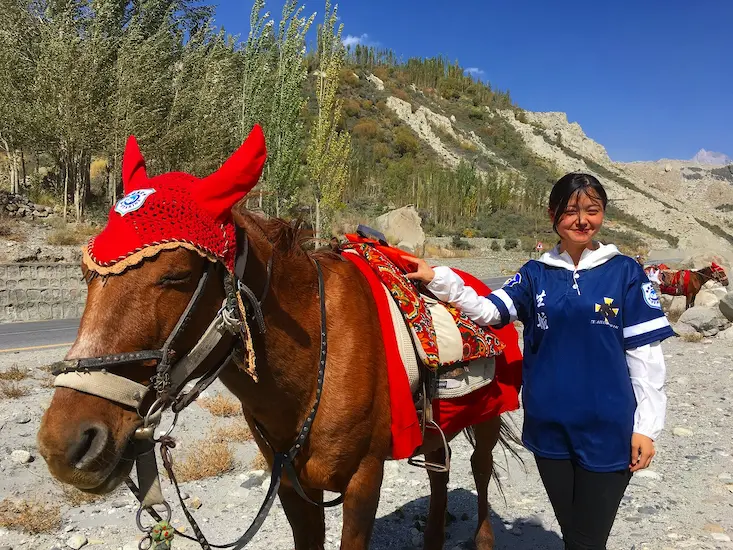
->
[340,238,505,372]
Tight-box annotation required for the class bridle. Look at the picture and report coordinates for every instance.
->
[51,228,340,550]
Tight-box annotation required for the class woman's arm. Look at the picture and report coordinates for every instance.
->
[626,341,667,472]
[426,266,504,326]
[626,341,667,440]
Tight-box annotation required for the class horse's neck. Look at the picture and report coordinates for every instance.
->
[222,214,321,448]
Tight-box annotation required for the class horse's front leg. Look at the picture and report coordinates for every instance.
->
[279,483,326,550]
[340,456,384,549]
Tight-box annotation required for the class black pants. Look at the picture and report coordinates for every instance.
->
[535,456,632,550]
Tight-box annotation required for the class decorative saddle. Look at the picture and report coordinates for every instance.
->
[339,226,506,400]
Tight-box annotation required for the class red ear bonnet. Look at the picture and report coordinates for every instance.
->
[194,124,266,222]
[121,136,149,194]
[85,125,267,275]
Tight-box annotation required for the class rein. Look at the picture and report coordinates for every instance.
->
[51,231,339,550]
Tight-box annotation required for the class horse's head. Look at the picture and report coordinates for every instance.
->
[711,262,729,287]
[37,126,266,494]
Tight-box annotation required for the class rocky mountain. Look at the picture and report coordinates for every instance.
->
[356,71,733,264]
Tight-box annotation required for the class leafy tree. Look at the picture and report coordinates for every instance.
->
[306,0,351,239]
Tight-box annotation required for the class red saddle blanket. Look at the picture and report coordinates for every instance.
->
[341,236,522,459]
[660,269,690,296]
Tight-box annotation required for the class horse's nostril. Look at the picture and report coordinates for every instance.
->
[67,423,109,470]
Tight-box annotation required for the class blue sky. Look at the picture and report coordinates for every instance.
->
[211,0,732,163]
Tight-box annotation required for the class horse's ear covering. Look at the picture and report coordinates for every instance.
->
[194,125,267,221]
[122,136,148,194]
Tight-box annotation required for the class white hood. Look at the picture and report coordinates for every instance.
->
[538,242,621,271]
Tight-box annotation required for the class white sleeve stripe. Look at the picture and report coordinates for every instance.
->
[623,316,670,338]
[492,288,517,319]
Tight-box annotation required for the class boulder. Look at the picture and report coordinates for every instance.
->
[717,325,733,340]
[366,73,385,91]
[660,295,686,318]
[374,206,425,250]
[695,289,723,308]
[719,292,733,322]
[672,321,698,337]
[396,241,415,254]
[677,306,730,335]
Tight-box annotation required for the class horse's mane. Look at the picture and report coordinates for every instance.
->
[236,210,339,261]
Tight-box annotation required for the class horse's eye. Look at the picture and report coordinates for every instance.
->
[159,271,192,285]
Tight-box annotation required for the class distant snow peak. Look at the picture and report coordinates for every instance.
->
[692,148,731,166]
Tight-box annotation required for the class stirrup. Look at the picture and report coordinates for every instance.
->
[407,420,451,474]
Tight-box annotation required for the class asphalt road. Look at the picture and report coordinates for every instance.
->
[0,318,80,353]
[0,277,508,352]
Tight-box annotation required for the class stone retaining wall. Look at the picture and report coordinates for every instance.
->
[0,263,86,323]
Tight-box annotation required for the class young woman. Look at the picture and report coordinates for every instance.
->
[405,172,674,549]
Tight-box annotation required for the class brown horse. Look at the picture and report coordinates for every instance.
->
[655,263,729,309]
[36,210,516,547]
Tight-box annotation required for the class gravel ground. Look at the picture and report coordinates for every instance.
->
[1,333,732,550]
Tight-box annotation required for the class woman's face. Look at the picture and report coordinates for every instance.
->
[550,189,605,247]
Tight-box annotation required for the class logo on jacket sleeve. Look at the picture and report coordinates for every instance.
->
[641,282,661,309]
[114,188,156,216]
[504,272,522,288]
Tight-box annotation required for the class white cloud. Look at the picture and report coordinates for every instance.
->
[343,33,370,48]
[464,67,485,76]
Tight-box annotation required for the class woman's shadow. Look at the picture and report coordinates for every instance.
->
[370,488,564,549]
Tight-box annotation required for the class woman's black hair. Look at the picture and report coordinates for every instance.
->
[548,172,608,234]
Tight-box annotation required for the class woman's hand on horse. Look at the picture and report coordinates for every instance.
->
[630,433,655,472]
[402,255,436,284]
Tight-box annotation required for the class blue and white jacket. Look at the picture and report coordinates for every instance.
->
[428,243,674,472]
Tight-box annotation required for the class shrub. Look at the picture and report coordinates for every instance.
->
[372,142,391,162]
[343,98,361,117]
[450,235,473,250]
[174,438,235,482]
[0,382,29,398]
[394,127,420,156]
[490,240,501,251]
[197,394,242,417]
[352,119,380,139]
[504,238,519,250]
[468,107,484,121]
[392,88,411,102]
[340,69,360,87]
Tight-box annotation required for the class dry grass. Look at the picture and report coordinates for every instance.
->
[0,366,28,381]
[0,382,30,398]
[197,394,242,417]
[58,484,103,506]
[0,498,62,534]
[174,438,236,482]
[249,451,269,471]
[212,422,253,443]
[680,332,703,343]
[46,223,98,246]
[0,219,25,242]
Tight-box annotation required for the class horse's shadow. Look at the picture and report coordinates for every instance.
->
[370,488,564,549]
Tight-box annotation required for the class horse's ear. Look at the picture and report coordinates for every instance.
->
[194,124,267,222]
[122,136,148,194]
